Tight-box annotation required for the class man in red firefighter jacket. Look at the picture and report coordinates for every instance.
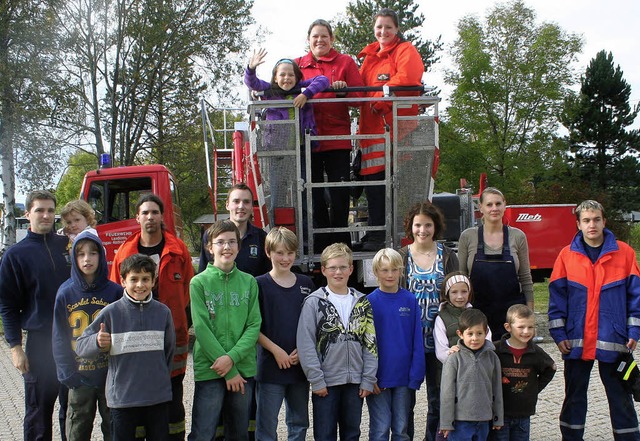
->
[110,193,194,440]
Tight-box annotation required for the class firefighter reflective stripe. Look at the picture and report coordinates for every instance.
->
[169,420,186,435]
[548,318,565,329]
[598,341,629,352]
[560,421,585,429]
[362,156,385,170]
[565,339,628,353]
[172,358,188,371]
[175,344,188,355]
[629,317,640,326]
[361,142,386,175]
[568,339,583,348]
[615,427,640,434]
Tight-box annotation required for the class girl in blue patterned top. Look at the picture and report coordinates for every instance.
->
[399,201,458,441]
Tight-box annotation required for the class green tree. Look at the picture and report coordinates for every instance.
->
[53,0,254,166]
[333,0,442,69]
[56,152,100,208]
[443,0,582,197]
[1,0,66,247]
[562,50,640,213]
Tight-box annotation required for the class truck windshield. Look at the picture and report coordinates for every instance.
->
[87,177,152,224]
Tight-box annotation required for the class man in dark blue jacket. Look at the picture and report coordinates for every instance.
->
[0,190,72,441]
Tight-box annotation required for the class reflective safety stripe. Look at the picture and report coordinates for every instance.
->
[629,317,640,326]
[597,340,629,352]
[548,318,565,329]
[175,344,189,355]
[614,426,640,434]
[169,420,186,434]
[135,425,146,438]
[172,358,188,371]
[560,421,585,429]
[568,339,583,348]
[623,360,638,381]
[362,156,385,169]
[363,143,385,154]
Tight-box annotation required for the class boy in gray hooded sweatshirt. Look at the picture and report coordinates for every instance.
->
[297,243,377,441]
[440,308,503,441]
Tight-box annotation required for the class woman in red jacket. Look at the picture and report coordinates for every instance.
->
[296,19,364,249]
[358,8,424,251]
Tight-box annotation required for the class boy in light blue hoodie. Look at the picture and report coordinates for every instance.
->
[52,231,122,440]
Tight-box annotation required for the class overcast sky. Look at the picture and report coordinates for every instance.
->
[248,0,640,126]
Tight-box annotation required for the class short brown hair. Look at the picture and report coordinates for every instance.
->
[458,309,488,333]
[26,190,56,212]
[119,254,157,279]
[61,200,97,227]
[575,200,605,221]
[505,304,534,324]
[74,238,99,254]
[136,193,164,214]
[227,183,254,202]
[321,242,352,267]
[403,201,445,241]
[207,220,241,246]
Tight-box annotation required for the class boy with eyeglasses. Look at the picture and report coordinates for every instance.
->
[297,242,378,441]
[188,220,261,441]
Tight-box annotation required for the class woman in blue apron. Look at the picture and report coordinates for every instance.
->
[457,187,533,337]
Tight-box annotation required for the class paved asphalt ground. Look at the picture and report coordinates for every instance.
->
[2,335,640,440]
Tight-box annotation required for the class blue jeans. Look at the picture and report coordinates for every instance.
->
[560,359,640,441]
[446,421,490,441]
[256,381,309,441]
[188,378,254,441]
[488,417,530,441]
[312,384,363,441]
[366,386,412,441]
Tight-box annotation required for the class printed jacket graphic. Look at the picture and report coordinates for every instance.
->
[297,287,377,392]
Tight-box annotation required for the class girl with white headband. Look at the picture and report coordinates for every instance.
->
[433,272,493,364]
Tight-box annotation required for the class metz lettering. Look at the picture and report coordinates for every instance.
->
[516,213,542,222]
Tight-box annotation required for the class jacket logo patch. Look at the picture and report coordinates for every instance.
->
[249,245,258,258]
[173,273,182,281]
[377,73,390,81]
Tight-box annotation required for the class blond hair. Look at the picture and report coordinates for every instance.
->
[372,248,403,274]
[321,243,352,266]
[60,200,97,227]
[265,227,298,255]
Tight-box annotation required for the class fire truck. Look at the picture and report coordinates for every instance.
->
[79,91,440,285]
[78,91,575,284]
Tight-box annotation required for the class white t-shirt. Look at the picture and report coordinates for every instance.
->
[326,287,353,328]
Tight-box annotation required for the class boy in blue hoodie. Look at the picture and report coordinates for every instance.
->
[52,231,122,440]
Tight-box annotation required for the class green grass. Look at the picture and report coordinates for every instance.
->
[534,279,549,314]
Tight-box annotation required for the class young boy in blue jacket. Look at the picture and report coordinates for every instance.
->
[53,231,122,440]
[76,254,175,441]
